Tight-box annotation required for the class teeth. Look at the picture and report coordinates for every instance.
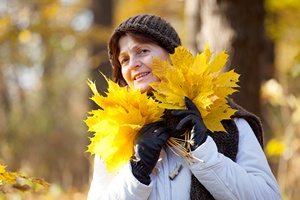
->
[135,72,149,80]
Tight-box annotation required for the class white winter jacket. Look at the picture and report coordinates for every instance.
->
[87,118,282,200]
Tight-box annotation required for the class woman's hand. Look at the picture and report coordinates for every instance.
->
[171,96,208,151]
[131,121,170,185]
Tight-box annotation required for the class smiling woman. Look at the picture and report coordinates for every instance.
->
[108,15,181,88]
[118,36,169,94]
[87,14,282,200]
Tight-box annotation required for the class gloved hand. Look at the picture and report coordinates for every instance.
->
[131,121,170,185]
[171,96,208,151]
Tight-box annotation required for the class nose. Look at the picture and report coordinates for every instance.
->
[128,57,142,70]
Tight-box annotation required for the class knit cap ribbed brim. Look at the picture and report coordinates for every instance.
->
[115,14,181,53]
[108,14,181,67]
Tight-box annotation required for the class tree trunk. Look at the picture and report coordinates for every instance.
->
[186,0,267,117]
[90,0,113,99]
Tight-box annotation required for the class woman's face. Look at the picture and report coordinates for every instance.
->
[118,35,170,93]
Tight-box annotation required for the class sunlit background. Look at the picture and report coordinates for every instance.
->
[0,0,299,199]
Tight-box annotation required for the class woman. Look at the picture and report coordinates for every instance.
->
[87,14,281,200]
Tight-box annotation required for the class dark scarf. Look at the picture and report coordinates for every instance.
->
[163,99,264,200]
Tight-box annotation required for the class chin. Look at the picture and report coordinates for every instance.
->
[136,85,152,94]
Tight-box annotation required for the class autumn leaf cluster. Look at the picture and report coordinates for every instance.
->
[85,44,240,173]
[151,44,239,132]
[85,76,164,173]
[0,165,49,193]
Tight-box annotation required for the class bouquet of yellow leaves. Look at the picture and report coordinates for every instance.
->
[151,44,240,133]
[85,75,164,173]
[85,44,240,173]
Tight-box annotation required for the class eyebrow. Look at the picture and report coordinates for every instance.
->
[119,42,153,57]
[119,44,139,57]
[118,45,141,62]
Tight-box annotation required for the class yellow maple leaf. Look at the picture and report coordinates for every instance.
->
[85,73,164,173]
[0,165,17,185]
[150,44,240,132]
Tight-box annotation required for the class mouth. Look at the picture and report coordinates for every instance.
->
[134,72,150,80]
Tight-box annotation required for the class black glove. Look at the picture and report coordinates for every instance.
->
[131,121,170,185]
[171,96,208,151]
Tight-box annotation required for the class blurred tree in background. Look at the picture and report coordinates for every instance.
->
[0,0,183,199]
[0,0,94,198]
[262,0,300,199]
[185,0,267,118]
[88,0,112,99]
[0,0,299,199]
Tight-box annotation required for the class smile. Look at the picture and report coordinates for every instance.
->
[134,72,150,80]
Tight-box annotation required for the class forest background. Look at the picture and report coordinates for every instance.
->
[0,0,299,199]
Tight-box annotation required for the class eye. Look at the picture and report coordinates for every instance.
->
[119,57,129,66]
[138,48,149,55]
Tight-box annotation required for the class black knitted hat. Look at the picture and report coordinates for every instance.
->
[108,14,181,68]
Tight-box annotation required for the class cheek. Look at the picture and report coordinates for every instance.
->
[121,68,130,82]
[144,57,154,70]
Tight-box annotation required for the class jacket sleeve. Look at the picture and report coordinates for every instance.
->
[87,156,153,200]
[189,118,282,200]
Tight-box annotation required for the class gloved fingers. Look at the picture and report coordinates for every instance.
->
[136,126,170,153]
[174,115,196,133]
[138,134,169,152]
[170,97,202,118]
[191,131,207,143]
[155,131,170,142]
[135,140,164,169]
[170,109,197,118]
[138,153,159,168]
[184,96,200,114]
[153,126,170,137]
[131,122,170,185]
[138,124,155,135]
[139,121,164,133]
[184,97,205,121]
[138,138,164,150]
[135,145,157,163]
[175,114,206,130]
[137,121,165,139]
